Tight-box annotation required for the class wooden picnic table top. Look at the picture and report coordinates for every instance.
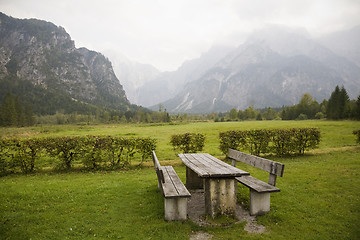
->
[178,153,249,178]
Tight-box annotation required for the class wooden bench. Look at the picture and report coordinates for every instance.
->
[228,148,285,216]
[151,151,191,221]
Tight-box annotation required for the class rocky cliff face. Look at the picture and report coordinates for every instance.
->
[0,12,131,114]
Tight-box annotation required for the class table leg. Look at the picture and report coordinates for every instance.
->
[186,167,203,189]
[204,178,236,218]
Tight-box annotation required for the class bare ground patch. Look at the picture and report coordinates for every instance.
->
[188,189,265,239]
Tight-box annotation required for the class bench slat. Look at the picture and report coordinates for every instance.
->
[236,175,280,193]
[152,151,164,183]
[162,166,191,198]
[164,166,191,197]
[228,149,284,177]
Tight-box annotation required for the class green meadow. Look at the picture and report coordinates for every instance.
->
[1,120,359,239]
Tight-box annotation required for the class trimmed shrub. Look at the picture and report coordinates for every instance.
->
[219,128,321,156]
[219,130,247,154]
[170,133,205,153]
[247,129,271,155]
[0,136,157,174]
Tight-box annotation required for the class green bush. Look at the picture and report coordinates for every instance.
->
[219,128,321,156]
[247,129,271,155]
[170,133,205,153]
[271,129,294,156]
[353,130,360,144]
[44,136,83,170]
[292,128,321,154]
[219,130,247,154]
[0,136,157,174]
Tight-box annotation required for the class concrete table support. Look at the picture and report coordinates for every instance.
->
[178,153,249,219]
[186,167,204,190]
[204,178,237,218]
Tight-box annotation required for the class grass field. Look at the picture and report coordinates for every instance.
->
[1,120,360,239]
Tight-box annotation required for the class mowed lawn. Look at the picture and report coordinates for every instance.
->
[0,120,359,239]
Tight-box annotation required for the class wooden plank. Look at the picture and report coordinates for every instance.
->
[188,153,225,176]
[228,149,285,177]
[163,166,191,198]
[201,153,249,176]
[180,153,249,178]
[193,153,231,175]
[161,166,180,198]
[152,151,164,183]
[235,175,280,193]
[152,151,161,170]
[178,153,210,177]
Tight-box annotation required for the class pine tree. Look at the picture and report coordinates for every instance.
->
[326,86,350,120]
[327,86,340,119]
[356,95,360,120]
[339,86,350,119]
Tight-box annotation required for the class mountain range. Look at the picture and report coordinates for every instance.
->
[0,12,135,115]
[132,25,360,113]
[1,12,359,115]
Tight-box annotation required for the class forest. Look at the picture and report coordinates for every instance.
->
[0,85,359,127]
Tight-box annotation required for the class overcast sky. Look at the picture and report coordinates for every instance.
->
[1,0,360,71]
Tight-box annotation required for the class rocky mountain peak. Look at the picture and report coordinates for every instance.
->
[0,12,133,115]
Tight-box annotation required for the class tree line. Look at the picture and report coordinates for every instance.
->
[224,85,360,121]
[0,93,34,127]
[0,85,359,127]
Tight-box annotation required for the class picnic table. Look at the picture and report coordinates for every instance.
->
[178,153,249,218]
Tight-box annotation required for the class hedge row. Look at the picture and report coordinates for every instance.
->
[170,133,206,153]
[219,128,321,156]
[0,136,156,174]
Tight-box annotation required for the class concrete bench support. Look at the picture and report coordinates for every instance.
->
[152,151,191,221]
[164,197,188,221]
[250,190,270,216]
[228,149,285,216]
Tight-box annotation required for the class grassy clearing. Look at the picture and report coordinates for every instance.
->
[1,120,360,239]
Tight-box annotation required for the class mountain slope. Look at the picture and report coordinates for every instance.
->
[136,45,235,107]
[159,26,360,113]
[102,50,160,104]
[0,12,134,114]
[318,25,360,68]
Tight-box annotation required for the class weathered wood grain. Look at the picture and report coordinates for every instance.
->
[152,151,164,183]
[152,151,190,198]
[235,176,280,193]
[163,166,191,198]
[178,153,249,178]
[228,149,285,177]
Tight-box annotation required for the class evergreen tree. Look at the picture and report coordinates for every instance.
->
[1,93,18,126]
[0,93,35,127]
[339,86,350,119]
[327,86,351,120]
[356,95,360,120]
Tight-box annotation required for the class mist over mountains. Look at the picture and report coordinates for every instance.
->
[120,25,360,113]
[0,11,359,115]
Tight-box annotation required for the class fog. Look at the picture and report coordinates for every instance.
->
[1,0,359,71]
